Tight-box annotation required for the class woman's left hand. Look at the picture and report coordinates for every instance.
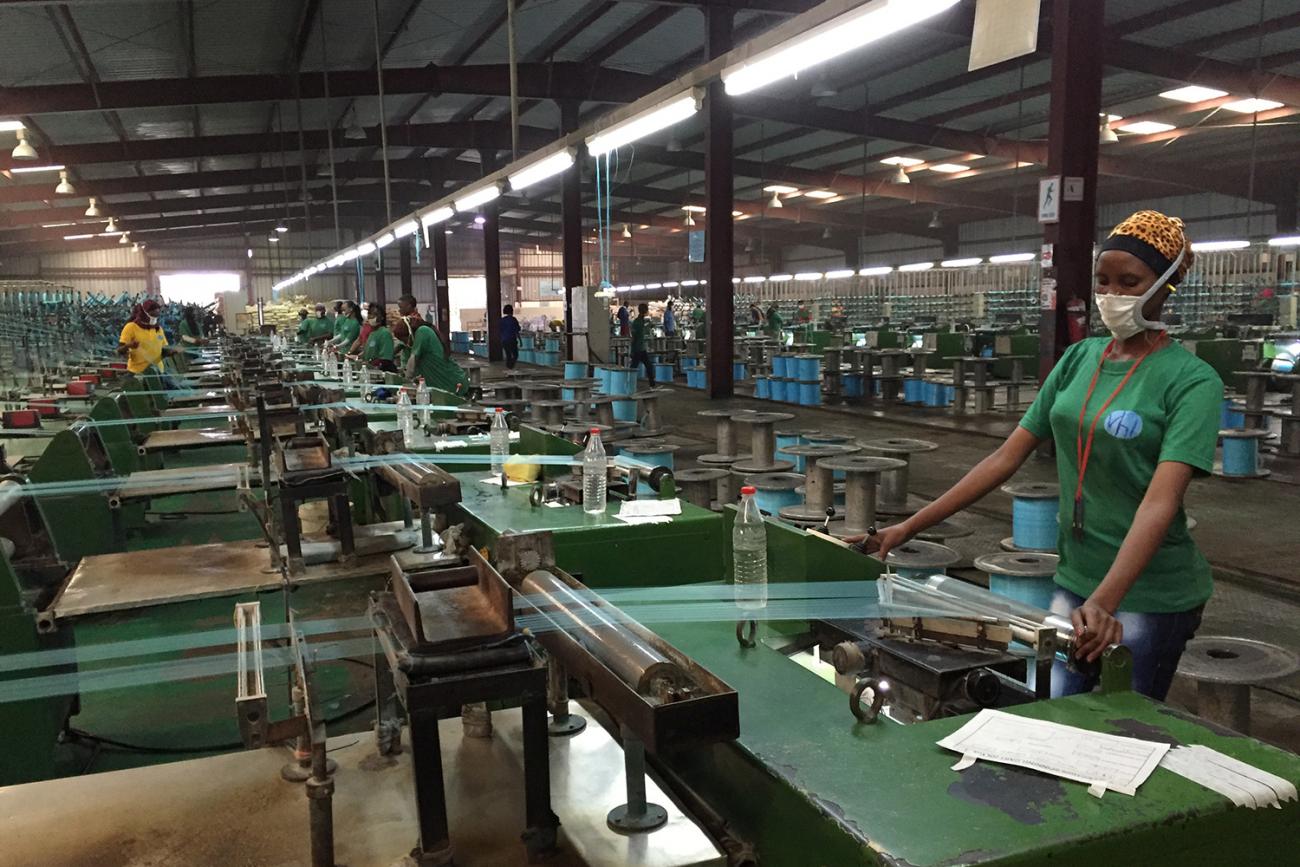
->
[1071,597,1123,663]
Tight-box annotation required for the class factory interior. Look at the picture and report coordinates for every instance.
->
[3,0,1300,865]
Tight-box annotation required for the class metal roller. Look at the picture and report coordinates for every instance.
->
[922,574,1074,645]
[0,479,24,519]
[519,569,688,700]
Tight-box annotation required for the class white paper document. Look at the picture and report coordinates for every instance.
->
[936,709,1169,797]
[614,514,673,526]
[478,474,530,488]
[617,498,682,518]
[1160,745,1298,810]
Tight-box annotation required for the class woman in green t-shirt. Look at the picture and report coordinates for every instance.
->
[327,300,362,353]
[350,304,397,372]
[406,322,471,396]
[853,210,1221,701]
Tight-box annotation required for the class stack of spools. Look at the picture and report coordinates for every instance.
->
[542,334,563,367]
[794,353,822,406]
[770,352,792,403]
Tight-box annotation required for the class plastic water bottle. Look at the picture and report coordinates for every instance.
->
[397,388,415,442]
[415,378,430,425]
[360,363,370,387]
[733,485,768,610]
[342,357,353,387]
[582,428,607,515]
[490,408,509,476]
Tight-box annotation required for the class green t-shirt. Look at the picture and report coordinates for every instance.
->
[331,316,361,348]
[1019,337,1222,613]
[411,326,470,395]
[296,317,311,341]
[306,316,333,340]
[766,310,782,334]
[631,317,647,351]
[331,314,344,337]
[362,326,394,363]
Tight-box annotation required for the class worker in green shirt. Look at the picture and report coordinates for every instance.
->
[854,210,1221,701]
[356,304,397,372]
[306,303,334,343]
[689,303,705,337]
[407,323,471,396]
[326,300,362,354]
[765,303,783,337]
[295,309,311,343]
[628,302,654,385]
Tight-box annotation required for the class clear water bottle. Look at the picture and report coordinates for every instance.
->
[342,357,353,387]
[733,485,768,610]
[415,378,430,425]
[397,388,415,442]
[359,362,371,387]
[490,408,509,476]
[582,428,607,515]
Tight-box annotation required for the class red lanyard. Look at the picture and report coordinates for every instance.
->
[1071,337,1162,538]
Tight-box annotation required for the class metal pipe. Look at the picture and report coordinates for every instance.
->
[520,570,686,697]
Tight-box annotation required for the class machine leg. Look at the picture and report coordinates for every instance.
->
[333,493,355,565]
[546,657,587,736]
[409,709,454,866]
[521,697,559,860]
[415,507,437,553]
[373,643,403,756]
[280,494,305,575]
[306,738,337,867]
[607,728,668,833]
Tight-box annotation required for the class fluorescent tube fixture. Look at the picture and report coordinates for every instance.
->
[341,248,361,262]
[375,232,395,248]
[803,190,837,199]
[899,261,934,272]
[1221,98,1283,114]
[1190,240,1249,252]
[681,279,701,287]
[585,91,702,157]
[395,220,419,238]
[357,241,377,256]
[795,272,823,280]
[630,284,645,291]
[682,205,707,213]
[990,253,1036,263]
[9,163,65,174]
[1267,236,1300,247]
[928,163,969,174]
[421,206,454,226]
[732,276,742,283]
[941,257,982,268]
[508,150,575,191]
[1117,121,1175,135]
[859,266,893,276]
[63,233,95,240]
[825,269,855,279]
[646,283,662,290]
[663,281,679,288]
[1159,86,1228,103]
[743,276,766,284]
[328,255,345,268]
[880,156,923,167]
[0,120,24,132]
[769,274,794,282]
[722,0,960,96]
[453,184,501,213]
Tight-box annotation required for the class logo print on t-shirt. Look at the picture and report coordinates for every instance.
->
[1104,409,1143,440]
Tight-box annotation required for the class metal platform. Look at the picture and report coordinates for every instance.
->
[0,719,722,867]
[141,427,244,452]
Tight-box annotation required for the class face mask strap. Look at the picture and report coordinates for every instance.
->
[1133,245,1185,332]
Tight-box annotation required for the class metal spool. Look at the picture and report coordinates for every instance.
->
[816,454,907,538]
[730,412,796,474]
[974,551,1060,611]
[999,481,1059,553]
[858,437,937,515]
[886,540,961,580]
[1217,428,1270,478]
[739,471,805,516]
[1177,636,1299,735]
[672,467,728,510]
[776,444,861,523]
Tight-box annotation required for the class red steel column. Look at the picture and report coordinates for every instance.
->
[705,4,734,398]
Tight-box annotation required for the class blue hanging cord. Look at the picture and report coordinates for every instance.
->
[413,232,422,265]
[356,258,366,302]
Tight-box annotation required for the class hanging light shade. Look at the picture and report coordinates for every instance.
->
[744,237,754,253]
[821,227,833,240]
[104,216,118,233]
[684,212,696,227]
[275,222,289,234]
[622,223,632,239]
[85,197,100,217]
[769,191,783,209]
[891,167,910,185]
[54,170,75,195]
[268,234,280,243]
[11,129,37,161]
[928,211,942,229]
[1099,117,1119,144]
[344,110,366,141]
[119,232,129,245]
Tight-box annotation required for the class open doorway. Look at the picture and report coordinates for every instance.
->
[158,271,242,306]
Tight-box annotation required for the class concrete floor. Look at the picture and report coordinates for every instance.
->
[495,365,1300,753]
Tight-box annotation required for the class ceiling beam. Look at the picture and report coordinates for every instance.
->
[1104,38,1300,108]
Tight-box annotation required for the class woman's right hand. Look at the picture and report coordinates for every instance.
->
[841,522,914,560]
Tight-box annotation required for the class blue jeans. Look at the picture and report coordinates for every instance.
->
[1049,587,1203,701]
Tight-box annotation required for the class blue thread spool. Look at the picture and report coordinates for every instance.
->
[976,552,1059,611]
[798,380,821,406]
[755,376,771,399]
[687,369,706,389]
[887,540,961,580]
[904,378,924,404]
[769,378,787,402]
[608,368,637,396]
[654,363,675,382]
[744,472,804,515]
[621,442,678,494]
[595,365,613,394]
[1000,482,1060,553]
[773,354,790,378]
[776,428,819,471]
[681,355,697,371]
[545,336,561,353]
[795,354,821,381]
[843,373,863,398]
[1218,429,1269,478]
[565,361,588,380]
[613,399,637,422]
[1221,399,1246,429]
[733,362,747,381]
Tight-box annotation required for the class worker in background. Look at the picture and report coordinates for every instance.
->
[663,300,676,337]
[500,304,521,370]
[795,300,811,326]
[307,303,334,344]
[117,298,184,389]
[765,302,783,337]
[347,302,377,356]
[393,294,426,366]
[172,305,208,374]
[616,303,630,337]
[329,299,345,342]
[407,321,471,396]
[629,302,655,385]
[354,303,397,372]
[690,302,705,336]
[326,300,362,354]
[749,302,763,326]
[295,308,311,343]
[855,211,1220,701]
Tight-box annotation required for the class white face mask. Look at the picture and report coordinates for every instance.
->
[1095,247,1185,341]
[147,315,159,326]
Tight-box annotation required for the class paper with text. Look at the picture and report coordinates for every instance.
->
[617,498,682,518]
[1160,745,1298,809]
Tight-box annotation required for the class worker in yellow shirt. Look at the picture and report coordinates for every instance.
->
[117,299,184,389]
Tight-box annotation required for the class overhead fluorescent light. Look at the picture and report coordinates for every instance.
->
[356,241,377,256]
[453,184,501,213]
[763,184,799,194]
[328,255,345,268]
[880,156,923,167]
[732,276,742,283]
[1221,98,1284,114]
[63,233,95,240]
[341,247,361,261]
[0,120,24,132]
[990,252,1036,263]
[928,163,969,174]
[825,269,855,279]
[630,284,645,291]
[8,163,66,174]
[743,275,766,284]
[1190,240,1248,252]
[899,261,934,272]
[941,257,982,268]
[682,205,707,213]
[803,190,837,199]
[646,283,662,289]
[663,281,679,288]
[1267,236,1300,247]
[375,232,395,248]
[1118,121,1175,134]
[681,279,700,287]
[859,266,893,276]
[394,219,419,238]
[722,0,960,96]
[42,221,77,228]
[769,273,794,282]
[586,90,702,156]
[795,272,823,280]
[508,149,575,191]
[1159,86,1228,103]
[421,206,454,226]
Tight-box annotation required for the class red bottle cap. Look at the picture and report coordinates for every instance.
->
[741,486,756,495]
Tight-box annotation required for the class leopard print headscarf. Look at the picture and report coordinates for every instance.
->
[1099,210,1195,286]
